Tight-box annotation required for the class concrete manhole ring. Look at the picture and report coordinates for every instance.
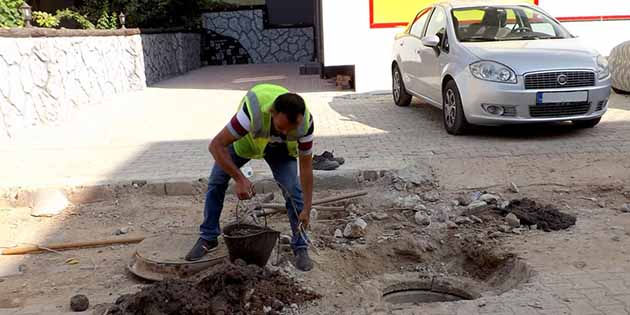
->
[381,276,481,305]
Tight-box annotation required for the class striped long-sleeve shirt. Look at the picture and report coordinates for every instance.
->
[226,106,314,156]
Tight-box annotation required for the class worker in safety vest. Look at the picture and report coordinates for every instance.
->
[186,84,315,271]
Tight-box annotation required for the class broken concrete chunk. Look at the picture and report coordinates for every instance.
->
[446,221,458,229]
[413,204,427,212]
[31,188,70,217]
[498,225,511,233]
[343,218,368,239]
[480,194,500,203]
[454,216,474,225]
[621,204,630,213]
[422,191,440,203]
[467,200,487,210]
[372,212,389,221]
[114,227,130,235]
[395,194,423,208]
[499,200,510,210]
[470,215,483,224]
[414,212,431,226]
[509,182,520,193]
[334,229,343,238]
[506,213,521,228]
[70,294,89,312]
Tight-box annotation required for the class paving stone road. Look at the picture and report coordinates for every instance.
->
[1,64,629,189]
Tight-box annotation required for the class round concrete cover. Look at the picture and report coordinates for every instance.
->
[128,232,228,281]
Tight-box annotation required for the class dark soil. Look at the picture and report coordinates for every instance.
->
[107,262,320,315]
[504,198,577,232]
[225,225,269,237]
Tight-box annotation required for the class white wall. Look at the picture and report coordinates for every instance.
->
[322,0,400,92]
[321,0,630,92]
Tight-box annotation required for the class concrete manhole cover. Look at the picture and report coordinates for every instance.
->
[127,232,228,281]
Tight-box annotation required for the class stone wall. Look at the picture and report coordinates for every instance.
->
[202,9,314,64]
[0,29,201,137]
[141,32,201,85]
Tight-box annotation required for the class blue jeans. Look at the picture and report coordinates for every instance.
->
[200,144,308,251]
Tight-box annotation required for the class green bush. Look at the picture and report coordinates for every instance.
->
[96,9,117,29]
[0,0,24,28]
[33,11,60,28]
[56,9,95,29]
[78,0,219,29]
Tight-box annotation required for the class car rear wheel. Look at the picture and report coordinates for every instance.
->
[573,117,601,128]
[443,80,470,135]
[392,65,412,107]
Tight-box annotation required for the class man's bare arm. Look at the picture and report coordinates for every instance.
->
[209,127,253,199]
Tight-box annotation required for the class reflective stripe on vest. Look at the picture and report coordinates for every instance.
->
[246,91,266,137]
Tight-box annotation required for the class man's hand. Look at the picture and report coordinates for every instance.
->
[298,209,311,230]
[234,178,255,200]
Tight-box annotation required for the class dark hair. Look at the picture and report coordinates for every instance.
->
[273,93,306,124]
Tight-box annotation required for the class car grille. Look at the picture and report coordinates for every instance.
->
[596,100,606,111]
[524,71,595,89]
[529,102,591,118]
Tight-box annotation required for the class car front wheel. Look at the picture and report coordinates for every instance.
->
[443,80,470,135]
[392,65,412,107]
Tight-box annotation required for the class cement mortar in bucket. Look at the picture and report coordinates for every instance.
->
[223,223,280,267]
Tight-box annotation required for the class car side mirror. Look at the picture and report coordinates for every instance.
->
[421,35,440,47]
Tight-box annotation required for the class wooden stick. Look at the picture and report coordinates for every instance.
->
[256,191,367,217]
[257,206,345,217]
[261,204,346,211]
[1,236,146,255]
[311,190,368,205]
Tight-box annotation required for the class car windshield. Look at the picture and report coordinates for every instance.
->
[451,5,573,42]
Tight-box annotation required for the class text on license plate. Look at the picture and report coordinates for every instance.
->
[537,91,588,104]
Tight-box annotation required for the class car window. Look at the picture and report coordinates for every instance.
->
[451,6,572,42]
[425,7,447,38]
[409,8,432,37]
[529,12,557,36]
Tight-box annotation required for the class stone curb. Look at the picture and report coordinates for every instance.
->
[0,169,390,208]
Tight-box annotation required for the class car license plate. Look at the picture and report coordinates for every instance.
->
[536,91,588,105]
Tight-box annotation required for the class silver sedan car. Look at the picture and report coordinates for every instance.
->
[391,1,611,135]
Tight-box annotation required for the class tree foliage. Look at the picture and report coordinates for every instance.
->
[0,0,24,28]
[33,11,60,28]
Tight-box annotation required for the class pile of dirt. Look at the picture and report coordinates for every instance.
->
[225,225,269,237]
[505,198,577,231]
[106,262,320,315]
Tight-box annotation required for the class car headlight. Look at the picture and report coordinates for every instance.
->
[596,55,610,80]
[469,61,517,84]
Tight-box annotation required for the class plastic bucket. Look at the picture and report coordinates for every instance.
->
[223,223,280,267]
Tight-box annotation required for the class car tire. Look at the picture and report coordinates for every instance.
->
[442,80,470,135]
[573,117,601,128]
[392,64,412,107]
[612,87,630,95]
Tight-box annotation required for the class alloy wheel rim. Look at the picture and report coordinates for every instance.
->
[445,89,456,127]
[393,69,401,101]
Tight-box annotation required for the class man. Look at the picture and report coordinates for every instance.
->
[185,83,315,272]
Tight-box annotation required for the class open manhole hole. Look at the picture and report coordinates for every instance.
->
[383,289,466,304]
[382,277,480,305]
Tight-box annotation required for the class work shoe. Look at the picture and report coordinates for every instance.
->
[313,154,340,171]
[185,238,218,261]
[321,150,345,165]
[294,249,314,272]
